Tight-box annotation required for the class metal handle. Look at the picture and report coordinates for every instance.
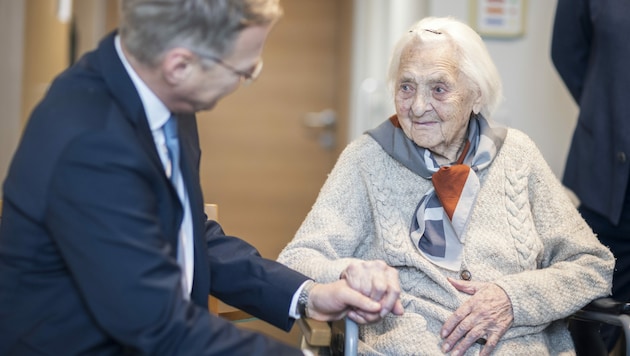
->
[344,318,359,356]
[302,109,337,150]
[303,109,336,129]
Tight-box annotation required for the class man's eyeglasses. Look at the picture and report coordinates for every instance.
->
[201,55,263,86]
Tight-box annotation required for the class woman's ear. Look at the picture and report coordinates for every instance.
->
[161,48,196,85]
[472,90,482,115]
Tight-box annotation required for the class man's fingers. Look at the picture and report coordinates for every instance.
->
[342,287,381,313]
[346,310,368,324]
[338,281,403,322]
[349,309,383,324]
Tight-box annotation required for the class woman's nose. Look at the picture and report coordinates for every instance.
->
[410,91,432,116]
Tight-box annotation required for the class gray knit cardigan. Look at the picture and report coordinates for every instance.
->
[278,128,614,355]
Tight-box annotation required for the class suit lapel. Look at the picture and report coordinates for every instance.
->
[95,32,182,249]
[96,33,207,304]
[96,32,166,179]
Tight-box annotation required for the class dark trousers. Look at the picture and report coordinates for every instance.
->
[571,189,630,355]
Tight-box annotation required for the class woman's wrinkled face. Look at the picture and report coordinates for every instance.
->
[394,39,481,163]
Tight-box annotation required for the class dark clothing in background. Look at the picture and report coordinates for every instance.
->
[552,0,630,351]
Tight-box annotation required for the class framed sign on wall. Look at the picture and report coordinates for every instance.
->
[471,0,527,38]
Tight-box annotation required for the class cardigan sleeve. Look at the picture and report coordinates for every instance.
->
[493,132,614,327]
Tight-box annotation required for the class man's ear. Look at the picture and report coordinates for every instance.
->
[161,48,196,85]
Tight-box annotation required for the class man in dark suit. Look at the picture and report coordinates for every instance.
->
[0,0,403,354]
[552,0,630,353]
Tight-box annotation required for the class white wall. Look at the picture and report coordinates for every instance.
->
[349,0,578,178]
[348,0,428,142]
[0,0,580,193]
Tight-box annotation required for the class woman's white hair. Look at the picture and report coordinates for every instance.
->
[387,17,503,118]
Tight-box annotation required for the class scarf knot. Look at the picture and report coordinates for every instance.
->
[432,164,471,221]
[367,114,506,270]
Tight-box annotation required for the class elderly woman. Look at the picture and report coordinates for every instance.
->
[278,16,614,356]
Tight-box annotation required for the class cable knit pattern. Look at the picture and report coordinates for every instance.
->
[278,128,614,355]
[504,165,538,268]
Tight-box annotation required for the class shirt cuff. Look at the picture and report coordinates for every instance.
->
[289,280,312,319]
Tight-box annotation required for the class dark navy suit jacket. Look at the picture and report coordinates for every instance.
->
[0,32,306,355]
[551,0,630,225]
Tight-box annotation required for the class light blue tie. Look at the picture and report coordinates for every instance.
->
[163,115,192,297]
[163,115,180,184]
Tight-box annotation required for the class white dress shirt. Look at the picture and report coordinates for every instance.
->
[114,36,194,298]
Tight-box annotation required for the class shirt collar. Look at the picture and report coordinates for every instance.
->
[114,35,170,131]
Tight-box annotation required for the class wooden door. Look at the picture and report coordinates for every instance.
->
[197,0,353,347]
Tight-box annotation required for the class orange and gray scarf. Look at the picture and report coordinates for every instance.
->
[367,114,506,270]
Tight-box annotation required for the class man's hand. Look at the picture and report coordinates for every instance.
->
[306,279,381,322]
[306,260,404,324]
[440,278,513,356]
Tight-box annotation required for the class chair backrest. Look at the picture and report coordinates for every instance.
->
[204,199,356,353]
[300,318,358,356]
[204,203,218,221]
[203,202,354,354]
[204,204,220,314]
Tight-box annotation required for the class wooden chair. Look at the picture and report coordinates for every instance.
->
[204,203,220,315]
[300,318,358,356]
[204,203,358,354]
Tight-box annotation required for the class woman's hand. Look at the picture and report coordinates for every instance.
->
[339,260,404,323]
[441,278,513,356]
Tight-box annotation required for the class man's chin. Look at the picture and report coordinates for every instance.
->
[196,100,218,112]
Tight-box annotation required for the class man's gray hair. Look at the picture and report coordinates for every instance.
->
[387,17,503,118]
[119,0,282,66]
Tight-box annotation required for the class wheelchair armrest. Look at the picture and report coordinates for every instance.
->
[581,297,630,315]
[298,318,332,347]
[571,298,630,356]
[299,318,359,356]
